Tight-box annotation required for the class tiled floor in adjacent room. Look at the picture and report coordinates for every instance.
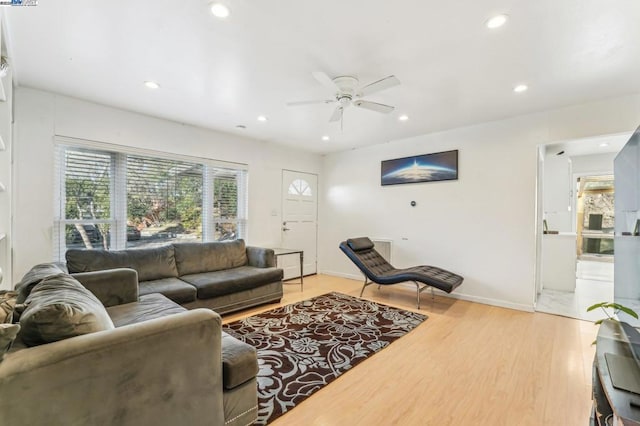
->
[536,259,613,321]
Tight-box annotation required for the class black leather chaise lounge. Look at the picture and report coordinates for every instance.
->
[339,237,464,309]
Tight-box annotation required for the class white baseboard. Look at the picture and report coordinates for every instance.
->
[321,270,363,281]
[320,270,535,313]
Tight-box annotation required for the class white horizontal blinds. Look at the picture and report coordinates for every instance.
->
[53,137,249,259]
[237,169,248,239]
[126,155,204,246]
[55,146,115,258]
[210,167,247,240]
[52,145,64,261]
[113,152,127,249]
[65,148,113,221]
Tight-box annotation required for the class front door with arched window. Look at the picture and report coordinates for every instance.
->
[281,170,318,279]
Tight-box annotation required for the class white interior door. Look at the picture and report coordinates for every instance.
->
[281,170,317,279]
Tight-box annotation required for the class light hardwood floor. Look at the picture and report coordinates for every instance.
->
[223,275,597,426]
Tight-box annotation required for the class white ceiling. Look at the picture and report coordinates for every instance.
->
[545,132,632,158]
[4,0,640,154]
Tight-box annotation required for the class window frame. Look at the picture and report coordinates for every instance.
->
[53,137,249,261]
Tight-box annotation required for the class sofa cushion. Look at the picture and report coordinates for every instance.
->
[180,266,283,299]
[173,240,248,276]
[66,245,179,282]
[107,293,187,328]
[19,274,115,347]
[221,332,259,389]
[138,278,197,304]
[15,263,67,303]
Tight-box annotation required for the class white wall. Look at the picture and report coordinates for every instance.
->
[571,152,617,175]
[0,14,13,290]
[12,87,322,283]
[543,154,572,232]
[319,94,640,311]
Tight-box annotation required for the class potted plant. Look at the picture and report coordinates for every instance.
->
[587,302,639,326]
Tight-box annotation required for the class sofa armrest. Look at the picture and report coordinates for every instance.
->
[246,246,275,268]
[72,268,139,307]
[0,309,225,426]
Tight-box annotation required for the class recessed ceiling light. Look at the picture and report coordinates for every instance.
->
[486,14,508,29]
[257,115,268,122]
[513,84,528,93]
[600,142,609,147]
[322,135,330,141]
[144,81,160,89]
[398,114,409,121]
[210,3,230,18]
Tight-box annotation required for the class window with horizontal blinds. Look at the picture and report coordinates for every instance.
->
[209,168,248,241]
[65,149,113,220]
[54,143,248,260]
[54,147,116,259]
[126,155,204,247]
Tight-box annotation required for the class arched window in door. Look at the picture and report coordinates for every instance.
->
[288,179,312,196]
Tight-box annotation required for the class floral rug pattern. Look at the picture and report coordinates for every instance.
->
[223,292,427,424]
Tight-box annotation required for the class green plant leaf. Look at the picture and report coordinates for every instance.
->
[617,305,640,319]
[587,302,608,312]
[586,301,640,327]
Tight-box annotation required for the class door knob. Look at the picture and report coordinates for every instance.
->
[282,227,291,231]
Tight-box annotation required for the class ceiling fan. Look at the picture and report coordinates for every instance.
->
[287,71,401,127]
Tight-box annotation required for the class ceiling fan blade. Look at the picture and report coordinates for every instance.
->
[287,99,335,106]
[358,75,401,97]
[312,71,339,91]
[353,100,395,114]
[329,106,343,122]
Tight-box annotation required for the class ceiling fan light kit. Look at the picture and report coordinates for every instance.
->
[287,71,401,127]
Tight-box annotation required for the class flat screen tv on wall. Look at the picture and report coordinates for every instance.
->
[381,150,458,186]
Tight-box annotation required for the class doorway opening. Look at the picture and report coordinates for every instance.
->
[534,133,628,321]
[575,174,614,263]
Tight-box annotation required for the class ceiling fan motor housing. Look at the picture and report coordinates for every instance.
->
[333,76,359,95]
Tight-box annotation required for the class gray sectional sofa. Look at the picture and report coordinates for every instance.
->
[0,265,259,426]
[66,239,284,314]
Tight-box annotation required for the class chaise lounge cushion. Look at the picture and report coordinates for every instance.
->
[174,240,248,275]
[108,293,258,391]
[221,332,259,389]
[66,246,179,282]
[19,274,114,346]
[180,266,284,299]
[138,278,197,304]
[347,237,375,251]
[107,293,188,328]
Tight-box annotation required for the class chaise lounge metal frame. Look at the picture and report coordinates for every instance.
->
[339,237,464,309]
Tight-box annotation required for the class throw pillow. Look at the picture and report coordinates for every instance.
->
[15,263,67,303]
[0,323,20,361]
[0,291,18,323]
[20,273,114,347]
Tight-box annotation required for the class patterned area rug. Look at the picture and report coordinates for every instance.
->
[223,292,427,425]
